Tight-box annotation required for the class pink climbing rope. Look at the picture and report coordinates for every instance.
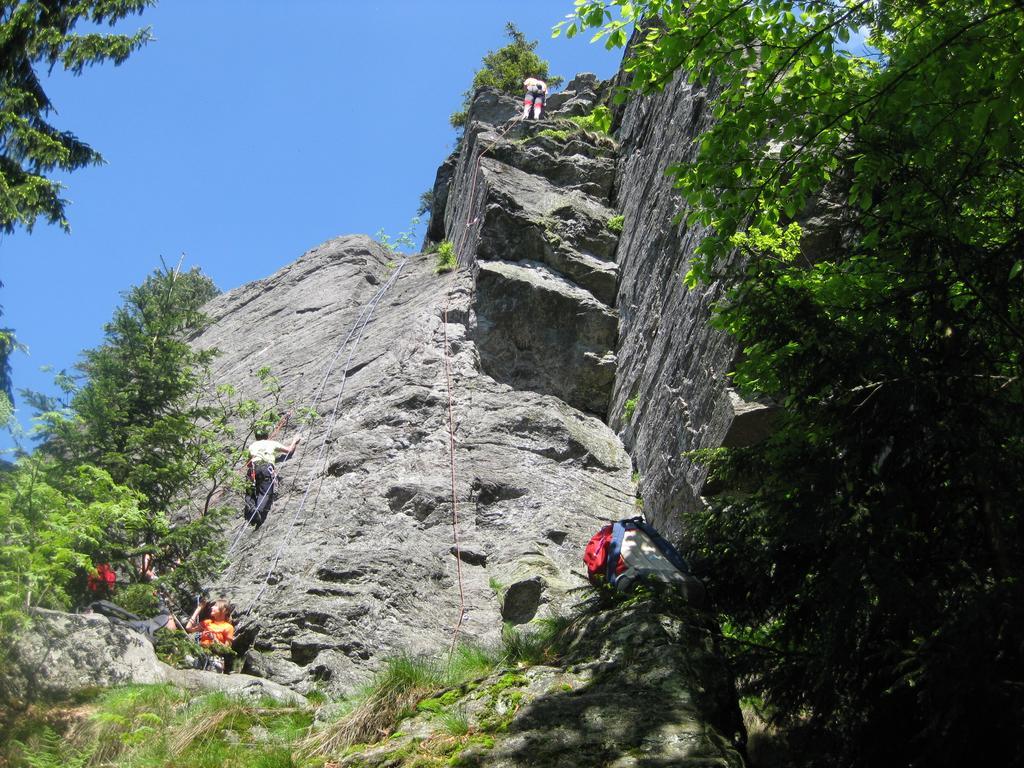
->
[443,296,467,658]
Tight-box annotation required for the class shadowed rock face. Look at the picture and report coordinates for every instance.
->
[469,597,745,768]
[195,235,634,697]
[608,70,751,542]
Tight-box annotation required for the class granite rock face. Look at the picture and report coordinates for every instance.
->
[197,235,634,697]
[181,66,758,755]
[606,70,749,541]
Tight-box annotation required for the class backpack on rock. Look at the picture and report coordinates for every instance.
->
[583,517,705,605]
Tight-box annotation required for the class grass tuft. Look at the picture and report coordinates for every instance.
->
[298,654,445,759]
[447,642,503,683]
[500,614,575,666]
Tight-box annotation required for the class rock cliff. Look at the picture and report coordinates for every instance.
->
[1,63,758,765]
[184,68,754,764]
[199,231,634,696]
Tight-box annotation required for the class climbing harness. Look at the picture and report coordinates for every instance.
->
[225,411,295,554]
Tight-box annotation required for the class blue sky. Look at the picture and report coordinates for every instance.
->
[1,1,623,449]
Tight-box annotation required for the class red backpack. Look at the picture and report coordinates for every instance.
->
[583,524,627,586]
[87,562,117,593]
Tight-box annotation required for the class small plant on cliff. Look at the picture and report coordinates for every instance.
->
[500,615,574,666]
[375,217,421,255]
[570,105,613,135]
[607,214,624,233]
[435,240,458,274]
[535,127,574,143]
[449,23,563,129]
[623,396,638,422]
[298,654,446,759]
[417,189,434,218]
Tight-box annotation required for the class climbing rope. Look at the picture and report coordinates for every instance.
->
[231,111,526,629]
[225,411,294,554]
[443,296,467,658]
[221,254,408,587]
[442,112,525,656]
[450,115,525,269]
[238,254,412,619]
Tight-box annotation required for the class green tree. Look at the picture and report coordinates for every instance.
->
[564,2,1024,766]
[37,263,236,598]
[450,22,563,128]
[0,312,20,429]
[0,0,154,234]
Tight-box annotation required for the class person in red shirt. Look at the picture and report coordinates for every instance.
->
[86,562,117,597]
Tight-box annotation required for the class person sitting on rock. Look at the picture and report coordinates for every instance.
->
[244,428,301,528]
[522,76,548,120]
[186,598,235,672]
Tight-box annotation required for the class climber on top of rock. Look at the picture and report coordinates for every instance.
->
[522,76,547,121]
[244,428,301,529]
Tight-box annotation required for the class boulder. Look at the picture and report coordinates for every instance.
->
[338,594,745,768]
[473,155,620,305]
[484,128,617,201]
[1,609,306,707]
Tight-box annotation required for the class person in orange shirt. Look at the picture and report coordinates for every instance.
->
[186,598,235,671]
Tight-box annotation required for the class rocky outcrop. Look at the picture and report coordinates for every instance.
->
[337,596,744,768]
[2,609,304,706]
[442,86,622,417]
[197,235,635,697]
[178,63,756,758]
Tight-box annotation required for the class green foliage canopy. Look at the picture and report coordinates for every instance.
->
[450,22,564,128]
[0,0,154,234]
[563,2,1024,766]
[47,264,220,511]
